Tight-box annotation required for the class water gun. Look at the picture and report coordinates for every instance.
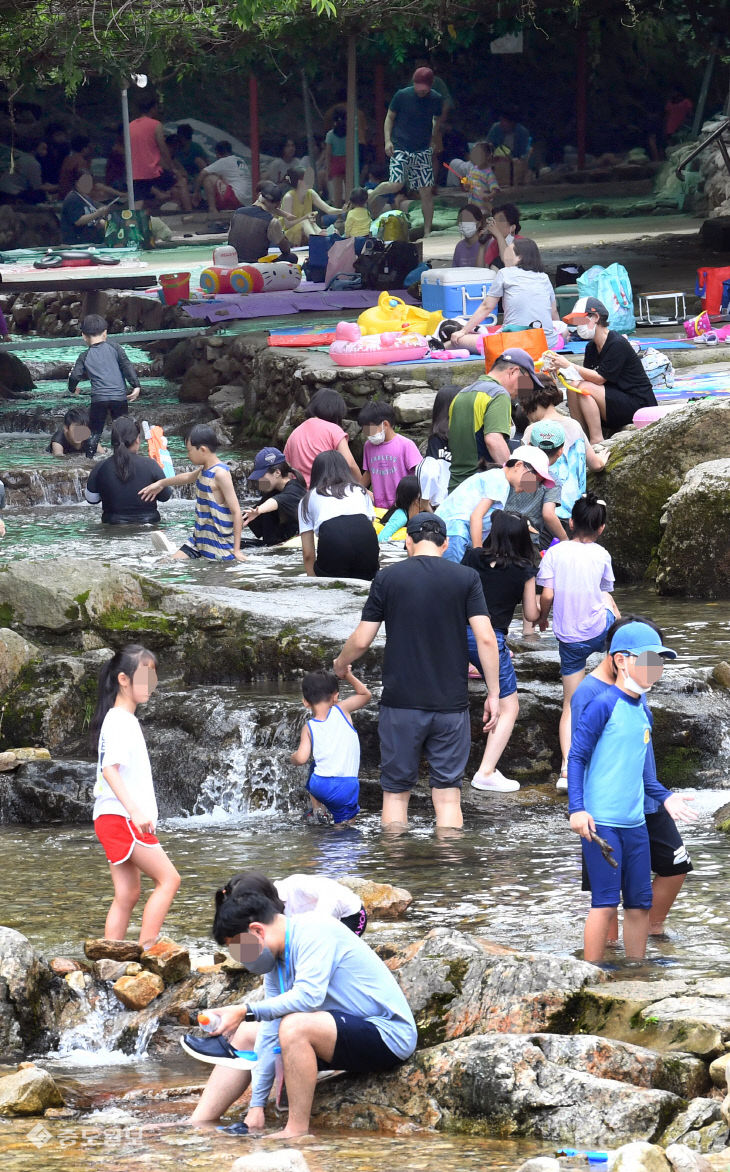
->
[535,356,590,396]
[142,420,175,479]
[557,1150,608,1165]
[443,161,470,188]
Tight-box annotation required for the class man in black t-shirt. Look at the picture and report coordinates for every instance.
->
[333,513,500,829]
[242,447,305,546]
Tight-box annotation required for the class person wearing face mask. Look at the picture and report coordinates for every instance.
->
[183,886,417,1137]
[537,493,620,788]
[358,402,421,509]
[572,616,694,941]
[451,203,486,267]
[544,297,656,445]
[567,620,697,965]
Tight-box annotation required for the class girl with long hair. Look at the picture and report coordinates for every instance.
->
[90,645,179,947]
[84,417,173,524]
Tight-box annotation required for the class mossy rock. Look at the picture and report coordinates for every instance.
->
[655,459,730,598]
[589,400,730,583]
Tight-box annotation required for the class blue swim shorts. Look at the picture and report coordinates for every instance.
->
[307,773,359,824]
[466,627,516,698]
[558,609,614,676]
[582,822,652,910]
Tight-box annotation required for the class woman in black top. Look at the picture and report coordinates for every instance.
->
[425,384,458,463]
[461,510,540,793]
[85,417,172,524]
[60,169,114,246]
[546,296,655,444]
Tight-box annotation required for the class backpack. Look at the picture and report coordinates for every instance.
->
[577,263,636,331]
[371,210,410,242]
[104,208,151,249]
[355,239,420,291]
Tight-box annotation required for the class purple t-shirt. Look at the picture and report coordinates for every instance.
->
[452,238,484,268]
[536,540,614,643]
[363,433,422,508]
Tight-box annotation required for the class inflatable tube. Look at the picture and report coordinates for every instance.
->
[199,260,302,295]
[358,292,443,337]
[330,321,429,367]
[373,507,407,542]
[633,404,685,428]
[33,250,120,270]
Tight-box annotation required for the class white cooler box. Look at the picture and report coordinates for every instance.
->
[421,267,492,316]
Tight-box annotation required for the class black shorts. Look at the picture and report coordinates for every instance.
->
[314,515,379,582]
[134,171,177,199]
[317,1011,403,1074]
[379,706,471,792]
[582,805,692,890]
[604,386,656,430]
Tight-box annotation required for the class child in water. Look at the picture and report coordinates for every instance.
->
[140,423,245,561]
[291,667,371,825]
[567,620,696,964]
[90,645,180,947]
[377,474,431,543]
[537,492,620,789]
[68,314,141,457]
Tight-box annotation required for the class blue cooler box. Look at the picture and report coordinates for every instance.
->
[421,267,492,316]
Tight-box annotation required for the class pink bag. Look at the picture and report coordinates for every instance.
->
[324,237,357,287]
[683,311,711,339]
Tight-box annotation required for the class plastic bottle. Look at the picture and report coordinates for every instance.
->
[198,1012,222,1033]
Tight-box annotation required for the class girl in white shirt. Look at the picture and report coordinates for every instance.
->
[298,450,378,581]
[90,644,180,948]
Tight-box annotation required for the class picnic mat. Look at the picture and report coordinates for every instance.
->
[181,287,418,323]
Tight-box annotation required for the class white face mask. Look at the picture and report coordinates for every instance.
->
[367,428,386,446]
[621,667,651,696]
[460,221,478,238]
[576,323,597,341]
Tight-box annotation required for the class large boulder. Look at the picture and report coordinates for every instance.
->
[0,928,42,1055]
[311,1033,683,1142]
[0,559,159,632]
[591,400,730,582]
[339,877,413,919]
[384,928,603,1044]
[655,459,730,598]
[0,1065,63,1116]
[0,350,34,398]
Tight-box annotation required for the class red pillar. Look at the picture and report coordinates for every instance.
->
[249,75,260,190]
[375,62,386,164]
[576,19,588,170]
[346,36,357,194]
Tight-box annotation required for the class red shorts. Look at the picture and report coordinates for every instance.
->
[215,181,242,211]
[95,814,160,866]
[328,156,346,178]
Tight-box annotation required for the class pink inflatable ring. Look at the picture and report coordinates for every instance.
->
[329,321,429,367]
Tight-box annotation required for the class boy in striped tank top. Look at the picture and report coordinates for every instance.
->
[140,424,245,561]
[291,667,371,825]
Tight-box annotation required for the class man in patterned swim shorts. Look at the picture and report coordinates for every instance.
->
[368,67,444,237]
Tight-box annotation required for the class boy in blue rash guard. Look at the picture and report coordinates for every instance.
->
[572,616,694,942]
[567,620,697,965]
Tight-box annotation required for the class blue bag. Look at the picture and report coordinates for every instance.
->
[577,263,636,331]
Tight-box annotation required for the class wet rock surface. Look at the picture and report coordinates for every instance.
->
[0,1064,64,1116]
[339,877,412,919]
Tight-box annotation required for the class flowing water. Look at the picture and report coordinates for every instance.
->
[1,352,730,1171]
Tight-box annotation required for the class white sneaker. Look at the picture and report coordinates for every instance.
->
[471,769,520,793]
[151,532,177,554]
[556,775,568,793]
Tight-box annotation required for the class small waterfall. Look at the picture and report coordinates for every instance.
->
[193,704,303,818]
[4,465,89,506]
[53,985,158,1065]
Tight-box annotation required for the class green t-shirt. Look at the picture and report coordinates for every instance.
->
[447,379,513,489]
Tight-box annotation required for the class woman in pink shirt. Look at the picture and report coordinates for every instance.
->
[284,389,363,488]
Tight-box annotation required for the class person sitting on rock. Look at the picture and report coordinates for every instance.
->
[240,447,306,547]
[543,297,656,445]
[183,884,417,1137]
[227,181,298,265]
[47,406,94,457]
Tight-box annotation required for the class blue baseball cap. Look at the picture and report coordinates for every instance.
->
[248,447,286,480]
[608,621,677,659]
